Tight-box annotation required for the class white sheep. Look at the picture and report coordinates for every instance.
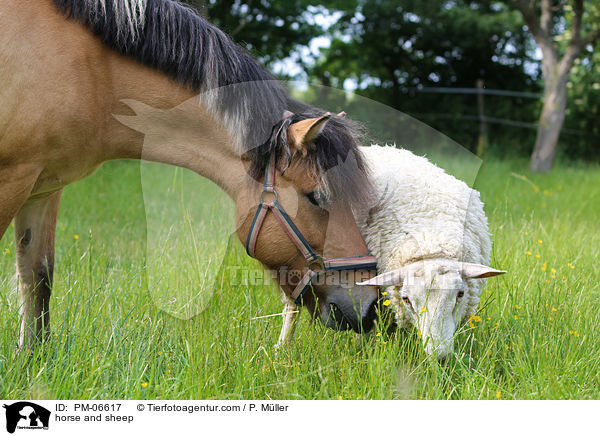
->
[355,145,505,358]
[277,145,504,359]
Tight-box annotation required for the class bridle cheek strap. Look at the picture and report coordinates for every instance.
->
[245,153,377,304]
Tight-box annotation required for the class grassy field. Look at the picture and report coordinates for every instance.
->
[0,156,599,400]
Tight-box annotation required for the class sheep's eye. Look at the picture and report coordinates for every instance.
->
[457,291,465,299]
[402,295,410,304]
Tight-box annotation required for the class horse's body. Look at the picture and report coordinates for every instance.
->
[1,0,378,348]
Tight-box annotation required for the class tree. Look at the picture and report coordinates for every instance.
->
[513,0,600,171]
[184,0,323,71]
[306,0,540,151]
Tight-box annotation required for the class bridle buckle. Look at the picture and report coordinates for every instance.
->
[259,187,277,206]
[308,257,326,273]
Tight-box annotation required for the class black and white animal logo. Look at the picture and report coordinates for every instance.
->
[2,402,50,434]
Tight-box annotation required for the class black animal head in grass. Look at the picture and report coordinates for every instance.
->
[3,402,50,434]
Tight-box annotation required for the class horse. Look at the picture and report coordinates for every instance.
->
[0,0,379,348]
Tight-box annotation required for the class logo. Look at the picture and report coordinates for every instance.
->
[2,402,50,434]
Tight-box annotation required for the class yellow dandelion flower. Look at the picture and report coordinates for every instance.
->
[383,299,391,306]
[515,305,521,310]
[338,396,343,400]
[524,231,529,235]
[549,316,552,321]
[382,341,388,345]
[158,351,163,355]
[420,307,427,313]
[417,330,422,338]
[551,275,556,279]
[487,317,491,321]
[514,315,518,320]
[375,332,382,337]
[4,249,10,255]
[525,251,532,255]
[505,344,509,349]
[552,307,557,312]
[381,291,388,296]
[537,239,543,244]
[141,382,148,388]
[551,268,556,274]
[535,254,541,258]
[496,391,501,399]
[568,263,575,269]
[573,331,579,337]
[577,310,581,315]
[73,234,79,240]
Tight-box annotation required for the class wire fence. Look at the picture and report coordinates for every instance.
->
[409,86,543,99]
[407,86,600,138]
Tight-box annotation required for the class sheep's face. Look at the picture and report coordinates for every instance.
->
[358,258,505,360]
[395,259,471,359]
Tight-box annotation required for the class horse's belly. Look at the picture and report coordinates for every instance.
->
[31,160,103,197]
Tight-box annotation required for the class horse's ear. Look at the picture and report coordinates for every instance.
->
[288,113,331,156]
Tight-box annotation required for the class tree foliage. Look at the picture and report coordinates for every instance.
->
[306,0,541,151]
[185,0,322,68]
[180,0,599,161]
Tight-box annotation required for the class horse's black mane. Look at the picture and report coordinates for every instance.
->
[53,0,372,207]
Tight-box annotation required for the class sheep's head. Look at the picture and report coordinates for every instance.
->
[358,258,505,360]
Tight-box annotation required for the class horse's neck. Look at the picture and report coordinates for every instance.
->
[102,51,248,198]
[1,0,250,199]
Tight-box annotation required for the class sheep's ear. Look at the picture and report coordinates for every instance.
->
[356,269,403,287]
[461,263,506,279]
[287,113,331,156]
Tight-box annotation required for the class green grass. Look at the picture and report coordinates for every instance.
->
[0,157,599,400]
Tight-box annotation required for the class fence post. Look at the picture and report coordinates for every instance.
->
[476,78,488,157]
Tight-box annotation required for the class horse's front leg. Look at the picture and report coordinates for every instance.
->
[14,190,62,349]
[276,301,301,348]
[0,164,42,239]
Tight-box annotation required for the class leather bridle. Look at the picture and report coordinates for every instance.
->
[245,151,378,304]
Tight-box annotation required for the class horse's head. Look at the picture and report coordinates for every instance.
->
[237,110,379,333]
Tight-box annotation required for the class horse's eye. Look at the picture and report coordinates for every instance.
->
[457,291,465,299]
[306,191,321,207]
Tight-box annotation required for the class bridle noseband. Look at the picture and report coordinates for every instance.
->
[245,151,378,304]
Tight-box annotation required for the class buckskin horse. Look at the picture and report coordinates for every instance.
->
[0,0,379,348]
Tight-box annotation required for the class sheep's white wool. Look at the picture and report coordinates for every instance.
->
[356,145,492,354]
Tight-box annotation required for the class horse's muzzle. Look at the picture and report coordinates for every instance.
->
[321,286,378,333]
